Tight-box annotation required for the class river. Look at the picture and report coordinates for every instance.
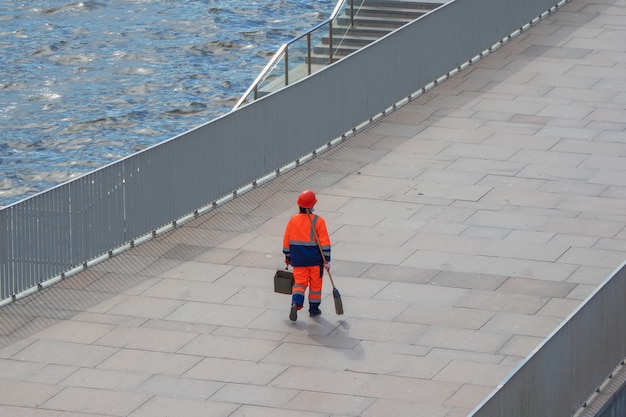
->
[0,0,334,207]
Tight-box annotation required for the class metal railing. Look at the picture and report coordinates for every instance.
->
[233,0,366,109]
[1,0,576,323]
[469,260,626,417]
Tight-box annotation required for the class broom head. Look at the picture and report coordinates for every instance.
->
[332,287,344,315]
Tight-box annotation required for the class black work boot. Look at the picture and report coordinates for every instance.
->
[309,303,322,317]
[289,304,298,321]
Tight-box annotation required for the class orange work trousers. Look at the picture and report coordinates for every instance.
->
[291,265,323,307]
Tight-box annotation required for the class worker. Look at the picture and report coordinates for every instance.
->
[283,190,331,321]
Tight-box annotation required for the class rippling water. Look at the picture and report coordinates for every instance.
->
[0,0,334,207]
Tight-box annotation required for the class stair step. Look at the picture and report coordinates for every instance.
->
[321,35,379,47]
[356,5,430,18]
[332,25,396,38]
[313,44,361,56]
[306,55,333,65]
[336,15,412,29]
[306,52,357,65]
[365,0,443,9]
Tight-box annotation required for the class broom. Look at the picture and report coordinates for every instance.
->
[307,209,344,315]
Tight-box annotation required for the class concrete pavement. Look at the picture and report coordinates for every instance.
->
[1,0,625,416]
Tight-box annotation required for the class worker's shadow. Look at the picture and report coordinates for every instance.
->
[302,315,365,361]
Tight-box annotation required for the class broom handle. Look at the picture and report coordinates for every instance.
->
[306,209,337,289]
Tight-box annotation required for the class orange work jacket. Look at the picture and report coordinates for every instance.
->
[283,213,331,267]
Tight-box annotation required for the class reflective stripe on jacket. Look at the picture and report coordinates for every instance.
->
[283,213,331,267]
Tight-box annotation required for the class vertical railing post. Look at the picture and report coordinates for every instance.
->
[284,47,289,86]
[329,21,333,63]
[307,33,312,75]
[350,0,354,25]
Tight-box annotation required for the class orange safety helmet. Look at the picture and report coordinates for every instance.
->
[297,190,317,209]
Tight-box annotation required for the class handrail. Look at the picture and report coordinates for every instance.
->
[233,0,359,110]
[234,43,288,108]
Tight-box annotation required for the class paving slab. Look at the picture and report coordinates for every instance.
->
[1,1,625,416]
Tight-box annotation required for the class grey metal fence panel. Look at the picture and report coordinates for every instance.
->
[0,209,6,299]
[0,163,128,301]
[2,188,72,295]
[37,188,70,282]
[469,262,626,417]
[68,164,126,261]
[122,116,284,238]
[124,143,182,237]
[68,175,95,265]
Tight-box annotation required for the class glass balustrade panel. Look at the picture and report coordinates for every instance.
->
[256,52,288,98]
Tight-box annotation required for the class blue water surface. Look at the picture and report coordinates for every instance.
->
[0,0,334,206]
